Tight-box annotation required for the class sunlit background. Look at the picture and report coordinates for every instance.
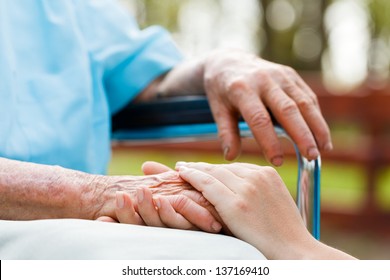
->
[111,0,390,259]
[120,0,390,91]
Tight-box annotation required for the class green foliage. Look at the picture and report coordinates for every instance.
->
[136,0,186,31]
[367,0,390,37]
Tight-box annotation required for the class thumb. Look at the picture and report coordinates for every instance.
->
[142,161,172,175]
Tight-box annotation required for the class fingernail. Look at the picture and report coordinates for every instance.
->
[175,161,187,168]
[324,142,333,152]
[223,146,230,159]
[308,147,319,159]
[179,166,188,172]
[271,156,283,166]
[212,221,222,232]
[154,198,161,209]
[137,188,144,203]
[116,192,124,209]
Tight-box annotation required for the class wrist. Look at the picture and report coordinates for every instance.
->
[281,236,356,260]
[78,174,113,220]
[156,57,206,97]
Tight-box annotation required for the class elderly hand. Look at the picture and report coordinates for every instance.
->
[202,49,332,164]
[95,161,223,233]
[144,49,332,165]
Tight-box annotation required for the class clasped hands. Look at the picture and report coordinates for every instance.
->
[96,160,307,248]
[96,161,225,233]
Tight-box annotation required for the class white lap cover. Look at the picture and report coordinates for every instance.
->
[0,219,265,259]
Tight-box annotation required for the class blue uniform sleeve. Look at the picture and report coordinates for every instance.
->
[72,0,183,113]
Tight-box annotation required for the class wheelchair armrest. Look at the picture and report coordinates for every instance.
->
[112,96,278,130]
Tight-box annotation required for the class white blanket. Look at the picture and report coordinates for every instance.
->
[0,219,265,259]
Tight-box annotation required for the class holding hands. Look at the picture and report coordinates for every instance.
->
[103,161,355,260]
[96,162,224,233]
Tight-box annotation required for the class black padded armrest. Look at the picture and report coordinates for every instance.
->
[112,96,277,131]
[112,96,214,131]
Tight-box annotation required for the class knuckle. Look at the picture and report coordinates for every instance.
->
[297,97,316,111]
[200,175,217,186]
[241,182,257,196]
[279,100,299,116]
[267,84,281,94]
[255,69,270,81]
[283,82,298,94]
[226,77,248,96]
[262,166,278,177]
[173,195,190,212]
[247,110,272,129]
[300,129,315,142]
[203,164,215,173]
[232,199,250,213]
[249,167,277,181]
[312,94,319,106]
[285,66,297,76]
[204,74,213,88]
[217,129,231,142]
[198,195,211,207]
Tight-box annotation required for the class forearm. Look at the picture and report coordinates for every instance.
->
[135,56,206,102]
[0,157,105,220]
[0,158,199,222]
[267,235,356,260]
[307,240,356,260]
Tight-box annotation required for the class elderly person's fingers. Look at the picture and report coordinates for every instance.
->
[96,216,117,223]
[256,64,332,158]
[237,96,283,166]
[279,68,333,153]
[207,99,242,161]
[153,196,198,231]
[261,81,319,160]
[164,194,222,233]
[115,191,145,225]
[136,187,166,228]
[172,187,230,234]
[138,186,220,233]
[201,50,332,164]
[133,188,222,232]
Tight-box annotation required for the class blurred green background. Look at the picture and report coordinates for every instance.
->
[111,0,390,259]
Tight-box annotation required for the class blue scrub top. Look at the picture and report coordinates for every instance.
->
[0,0,183,174]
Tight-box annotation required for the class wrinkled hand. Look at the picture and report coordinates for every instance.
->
[96,161,223,233]
[203,49,332,165]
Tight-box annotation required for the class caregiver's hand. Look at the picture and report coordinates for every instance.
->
[175,162,355,260]
[176,161,309,259]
